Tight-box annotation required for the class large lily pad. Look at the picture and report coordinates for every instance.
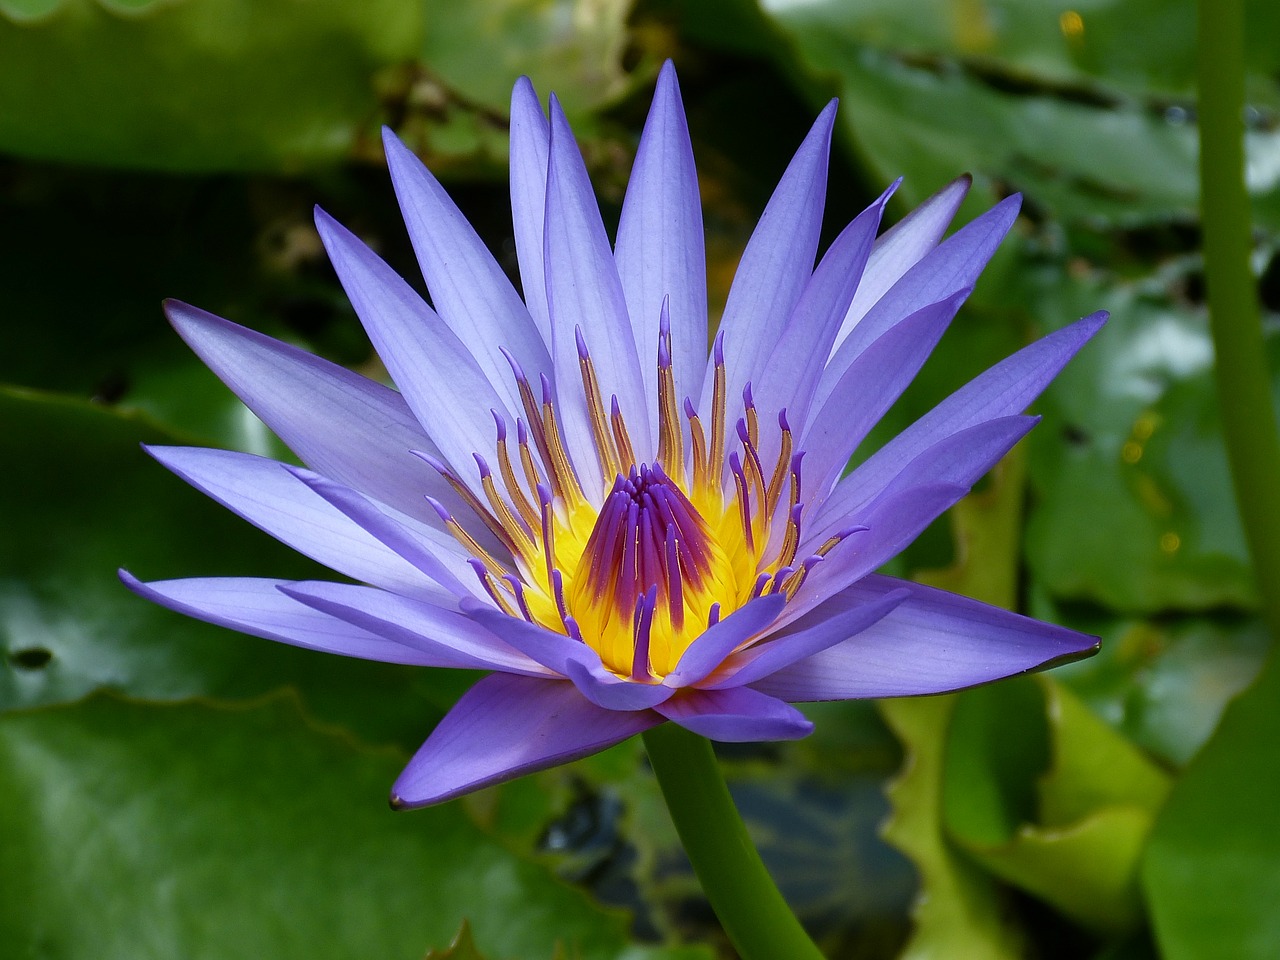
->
[0,693,694,960]
[0,0,421,171]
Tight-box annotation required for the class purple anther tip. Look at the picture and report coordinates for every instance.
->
[683,397,697,419]
[657,336,671,369]
[412,449,448,474]
[466,557,487,576]
[713,330,725,365]
[499,345,526,382]
[791,451,806,471]
[707,602,721,627]
[658,297,671,336]
[742,382,754,406]
[473,453,491,478]
[574,324,589,360]
[536,482,553,506]
[735,418,751,442]
[834,523,870,540]
[516,418,529,444]
[778,408,790,431]
[539,372,553,405]
[424,495,452,523]
[491,410,507,441]
[790,502,804,522]
[727,450,742,471]
[610,394,622,418]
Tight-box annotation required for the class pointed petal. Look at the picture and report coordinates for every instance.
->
[791,416,1038,622]
[119,573,441,665]
[615,60,707,422]
[163,300,454,529]
[702,102,836,429]
[392,673,660,807]
[817,195,1021,411]
[461,599,674,709]
[510,76,553,347]
[147,446,448,600]
[382,128,551,420]
[833,174,971,351]
[800,289,969,502]
[751,575,1100,701]
[544,95,650,485]
[285,466,477,599]
[823,312,1108,524]
[314,207,511,482]
[751,181,897,443]
[703,586,909,689]
[655,686,813,741]
[663,594,787,689]
[278,581,551,676]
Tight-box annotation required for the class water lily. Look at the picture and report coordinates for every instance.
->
[122,62,1104,808]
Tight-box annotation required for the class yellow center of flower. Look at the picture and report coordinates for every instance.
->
[427,324,845,681]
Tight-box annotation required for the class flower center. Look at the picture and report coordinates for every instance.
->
[567,463,738,677]
[423,320,860,682]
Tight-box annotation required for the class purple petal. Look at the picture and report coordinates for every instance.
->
[510,76,553,348]
[835,174,971,350]
[314,207,510,481]
[285,466,477,599]
[662,594,787,689]
[702,101,837,430]
[278,581,552,676]
[163,300,460,531]
[119,573,441,666]
[822,312,1108,525]
[655,686,813,741]
[751,181,898,447]
[751,574,1100,701]
[382,129,552,420]
[392,673,660,807]
[800,289,969,502]
[817,195,1021,411]
[615,60,707,425]
[544,95,650,484]
[792,416,1037,621]
[146,446,450,600]
[703,586,909,689]
[461,599,674,710]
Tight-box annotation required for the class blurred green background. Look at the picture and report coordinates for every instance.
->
[2,0,1279,957]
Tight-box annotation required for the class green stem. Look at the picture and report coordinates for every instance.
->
[1198,0,1280,641]
[642,725,826,960]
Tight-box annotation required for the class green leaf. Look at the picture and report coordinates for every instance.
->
[1025,273,1273,614]
[879,695,1026,960]
[1143,652,1280,959]
[0,693,682,960]
[0,389,473,746]
[942,678,1171,935]
[0,0,421,171]
[1050,608,1270,767]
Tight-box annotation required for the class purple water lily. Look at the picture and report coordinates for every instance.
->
[122,62,1104,808]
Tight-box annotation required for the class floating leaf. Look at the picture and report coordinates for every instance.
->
[0,694,688,960]
[0,0,420,171]
[1143,653,1280,960]
[943,678,1170,934]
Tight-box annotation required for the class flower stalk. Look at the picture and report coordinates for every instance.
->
[1198,0,1280,641]
[643,725,826,960]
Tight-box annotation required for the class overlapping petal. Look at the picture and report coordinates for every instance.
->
[130,63,1104,809]
[750,575,1099,701]
[392,673,662,808]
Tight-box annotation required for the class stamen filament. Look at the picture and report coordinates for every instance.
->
[610,395,637,468]
[576,326,623,482]
[493,412,541,531]
[708,331,727,490]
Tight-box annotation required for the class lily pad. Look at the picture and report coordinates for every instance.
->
[0,693,690,960]
[0,0,420,171]
[1142,652,1280,960]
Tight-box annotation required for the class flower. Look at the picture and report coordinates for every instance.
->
[122,62,1104,808]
